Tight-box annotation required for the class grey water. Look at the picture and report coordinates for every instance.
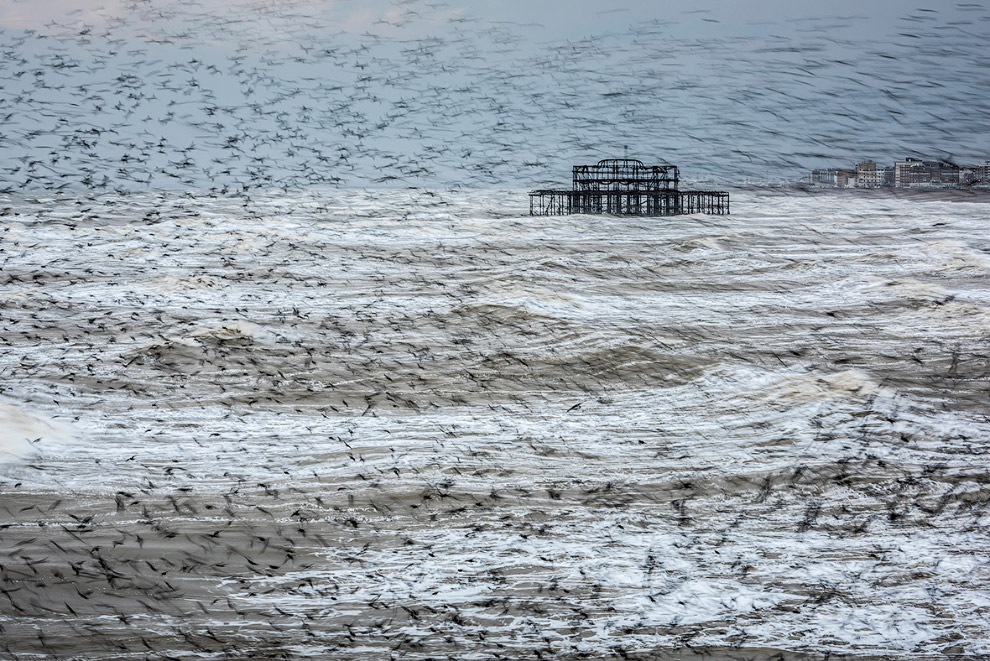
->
[1,188,989,658]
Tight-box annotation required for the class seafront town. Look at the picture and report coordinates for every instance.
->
[809,158,990,188]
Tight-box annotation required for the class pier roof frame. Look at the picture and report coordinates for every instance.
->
[572,158,679,192]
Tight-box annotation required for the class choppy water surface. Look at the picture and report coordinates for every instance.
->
[1,189,989,659]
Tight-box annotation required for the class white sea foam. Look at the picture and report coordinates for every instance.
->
[1,190,989,658]
[0,399,70,464]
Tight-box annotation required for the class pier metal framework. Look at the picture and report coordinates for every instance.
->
[530,158,729,217]
[528,190,729,216]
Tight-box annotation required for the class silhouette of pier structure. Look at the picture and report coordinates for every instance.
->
[529,158,729,216]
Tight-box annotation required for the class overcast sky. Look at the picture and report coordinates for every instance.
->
[3,0,984,39]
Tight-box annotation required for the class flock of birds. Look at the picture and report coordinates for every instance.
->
[1,187,990,657]
[1,0,990,659]
[0,0,988,196]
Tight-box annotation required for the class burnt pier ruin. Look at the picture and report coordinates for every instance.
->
[529,158,729,216]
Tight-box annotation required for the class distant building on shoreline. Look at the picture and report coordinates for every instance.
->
[808,158,989,189]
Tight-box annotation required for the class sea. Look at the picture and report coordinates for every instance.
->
[1,188,989,659]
